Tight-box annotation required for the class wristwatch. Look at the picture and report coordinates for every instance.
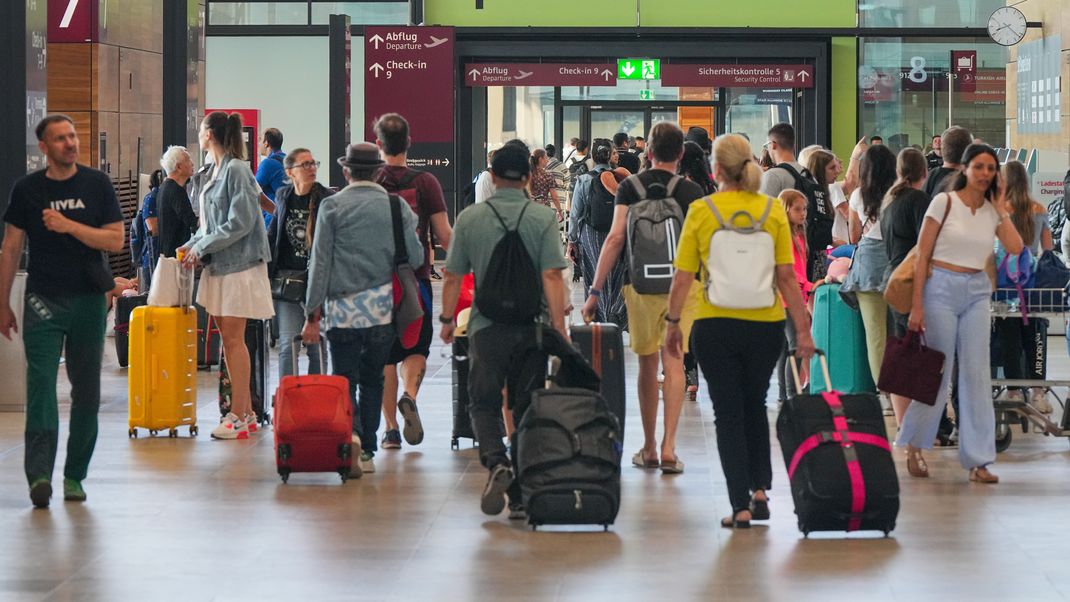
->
[665,315,681,324]
[439,314,455,325]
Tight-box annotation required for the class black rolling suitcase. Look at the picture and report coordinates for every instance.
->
[113,294,148,367]
[218,319,271,425]
[451,336,477,449]
[517,387,622,530]
[570,323,626,444]
[777,353,899,536]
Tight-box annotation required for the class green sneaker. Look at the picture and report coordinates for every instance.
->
[63,479,87,502]
[29,478,51,509]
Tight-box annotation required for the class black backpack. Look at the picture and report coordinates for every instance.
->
[475,202,542,325]
[778,163,833,253]
[584,168,616,233]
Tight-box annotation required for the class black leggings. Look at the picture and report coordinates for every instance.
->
[693,318,785,513]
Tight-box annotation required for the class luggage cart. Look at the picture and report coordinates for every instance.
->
[991,288,1070,452]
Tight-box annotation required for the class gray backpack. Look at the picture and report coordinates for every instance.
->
[626,175,685,295]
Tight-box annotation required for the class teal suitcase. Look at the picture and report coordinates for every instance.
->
[809,284,875,394]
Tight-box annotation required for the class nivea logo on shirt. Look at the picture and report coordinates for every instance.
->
[50,198,86,211]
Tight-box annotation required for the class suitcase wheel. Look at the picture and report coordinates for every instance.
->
[279,471,290,484]
[190,426,199,437]
[339,470,348,483]
[168,429,177,439]
[128,428,137,439]
[149,429,159,437]
[451,437,459,451]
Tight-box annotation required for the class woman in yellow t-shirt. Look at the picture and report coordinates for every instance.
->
[664,134,816,529]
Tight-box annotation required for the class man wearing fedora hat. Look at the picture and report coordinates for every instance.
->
[302,142,424,477]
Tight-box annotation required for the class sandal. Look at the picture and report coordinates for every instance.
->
[969,466,999,484]
[631,451,659,469]
[749,491,770,521]
[721,510,752,529]
[907,447,929,478]
[660,456,684,475]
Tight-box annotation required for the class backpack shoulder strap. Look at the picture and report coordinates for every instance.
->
[389,194,408,265]
[665,175,683,197]
[755,196,775,228]
[397,168,423,189]
[703,196,728,229]
[630,175,648,200]
[485,201,511,232]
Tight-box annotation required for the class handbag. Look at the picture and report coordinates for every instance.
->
[877,330,946,406]
[147,256,192,307]
[884,196,953,314]
[270,269,308,304]
[390,194,425,347]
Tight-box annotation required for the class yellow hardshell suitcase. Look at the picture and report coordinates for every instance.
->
[128,258,199,438]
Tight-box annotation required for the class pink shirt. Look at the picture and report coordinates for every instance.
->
[785,231,811,307]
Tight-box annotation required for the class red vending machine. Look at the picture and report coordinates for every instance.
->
[205,108,261,173]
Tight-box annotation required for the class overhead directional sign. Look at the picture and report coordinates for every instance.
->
[464,63,617,87]
[661,64,814,88]
[618,58,660,80]
[365,26,455,190]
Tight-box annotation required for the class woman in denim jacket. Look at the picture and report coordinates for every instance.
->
[180,111,274,440]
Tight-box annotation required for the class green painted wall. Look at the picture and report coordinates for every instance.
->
[427,0,856,27]
[830,37,858,165]
[640,1,856,28]
[426,0,635,26]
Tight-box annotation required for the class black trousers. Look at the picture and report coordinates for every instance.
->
[467,323,548,499]
[693,318,785,513]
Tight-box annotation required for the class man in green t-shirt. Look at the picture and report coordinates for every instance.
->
[440,143,568,520]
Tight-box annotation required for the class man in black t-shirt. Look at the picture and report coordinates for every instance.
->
[581,122,704,473]
[613,132,640,175]
[0,115,125,509]
[157,146,199,258]
[924,126,972,198]
[925,134,943,171]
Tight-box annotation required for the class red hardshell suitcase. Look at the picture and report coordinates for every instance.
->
[570,323,626,445]
[273,337,353,483]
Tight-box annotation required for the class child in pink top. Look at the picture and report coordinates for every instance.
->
[778,189,812,390]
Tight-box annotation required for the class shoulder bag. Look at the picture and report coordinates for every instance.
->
[883,195,953,314]
[391,194,425,347]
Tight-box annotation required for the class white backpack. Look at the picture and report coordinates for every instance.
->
[703,196,777,309]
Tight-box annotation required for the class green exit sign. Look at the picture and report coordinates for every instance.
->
[639,89,656,100]
[618,58,660,80]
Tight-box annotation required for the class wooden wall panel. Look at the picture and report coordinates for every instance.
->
[100,0,164,54]
[94,44,121,113]
[97,111,120,175]
[118,112,163,180]
[119,48,163,114]
[65,111,94,167]
[47,44,92,111]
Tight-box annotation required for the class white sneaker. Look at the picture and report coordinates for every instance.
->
[1030,389,1054,414]
[211,413,249,440]
[359,453,375,474]
[243,413,259,434]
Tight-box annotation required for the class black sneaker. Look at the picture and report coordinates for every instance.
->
[381,429,402,450]
[29,478,51,509]
[481,464,514,516]
[507,502,527,521]
[397,394,424,446]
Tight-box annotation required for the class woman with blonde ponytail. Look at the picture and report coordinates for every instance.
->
[665,133,815,528]
[180,111,274,440]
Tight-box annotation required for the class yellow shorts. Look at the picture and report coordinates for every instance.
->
[622,283,701,356]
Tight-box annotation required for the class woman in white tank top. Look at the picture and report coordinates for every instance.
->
[896,144,1023,485]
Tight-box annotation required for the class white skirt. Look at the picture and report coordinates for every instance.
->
[196,263,276,320]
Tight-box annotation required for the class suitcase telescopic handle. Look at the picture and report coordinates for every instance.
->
[291,335,329,376]
[786,348,831,396]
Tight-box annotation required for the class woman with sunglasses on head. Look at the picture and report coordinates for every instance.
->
[897,144,1023,484]
[269,148,332,379]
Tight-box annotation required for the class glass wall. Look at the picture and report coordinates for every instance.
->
[859,0,1005,28]
[858,37,1008,153]
[486,86,555,150]
[208,1,407,26]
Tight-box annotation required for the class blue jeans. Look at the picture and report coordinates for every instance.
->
[275,299,322,378]
[896,268,995,469]
[326,324,395,456]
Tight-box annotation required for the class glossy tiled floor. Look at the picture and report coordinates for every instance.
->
[2,285,1070,601]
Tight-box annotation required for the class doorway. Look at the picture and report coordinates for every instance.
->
[561,103,719,151]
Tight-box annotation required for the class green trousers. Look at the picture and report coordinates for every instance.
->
[23,292,107,485]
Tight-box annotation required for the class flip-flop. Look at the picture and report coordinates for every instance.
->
[660,456,684,474]
[631,451,659,469]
